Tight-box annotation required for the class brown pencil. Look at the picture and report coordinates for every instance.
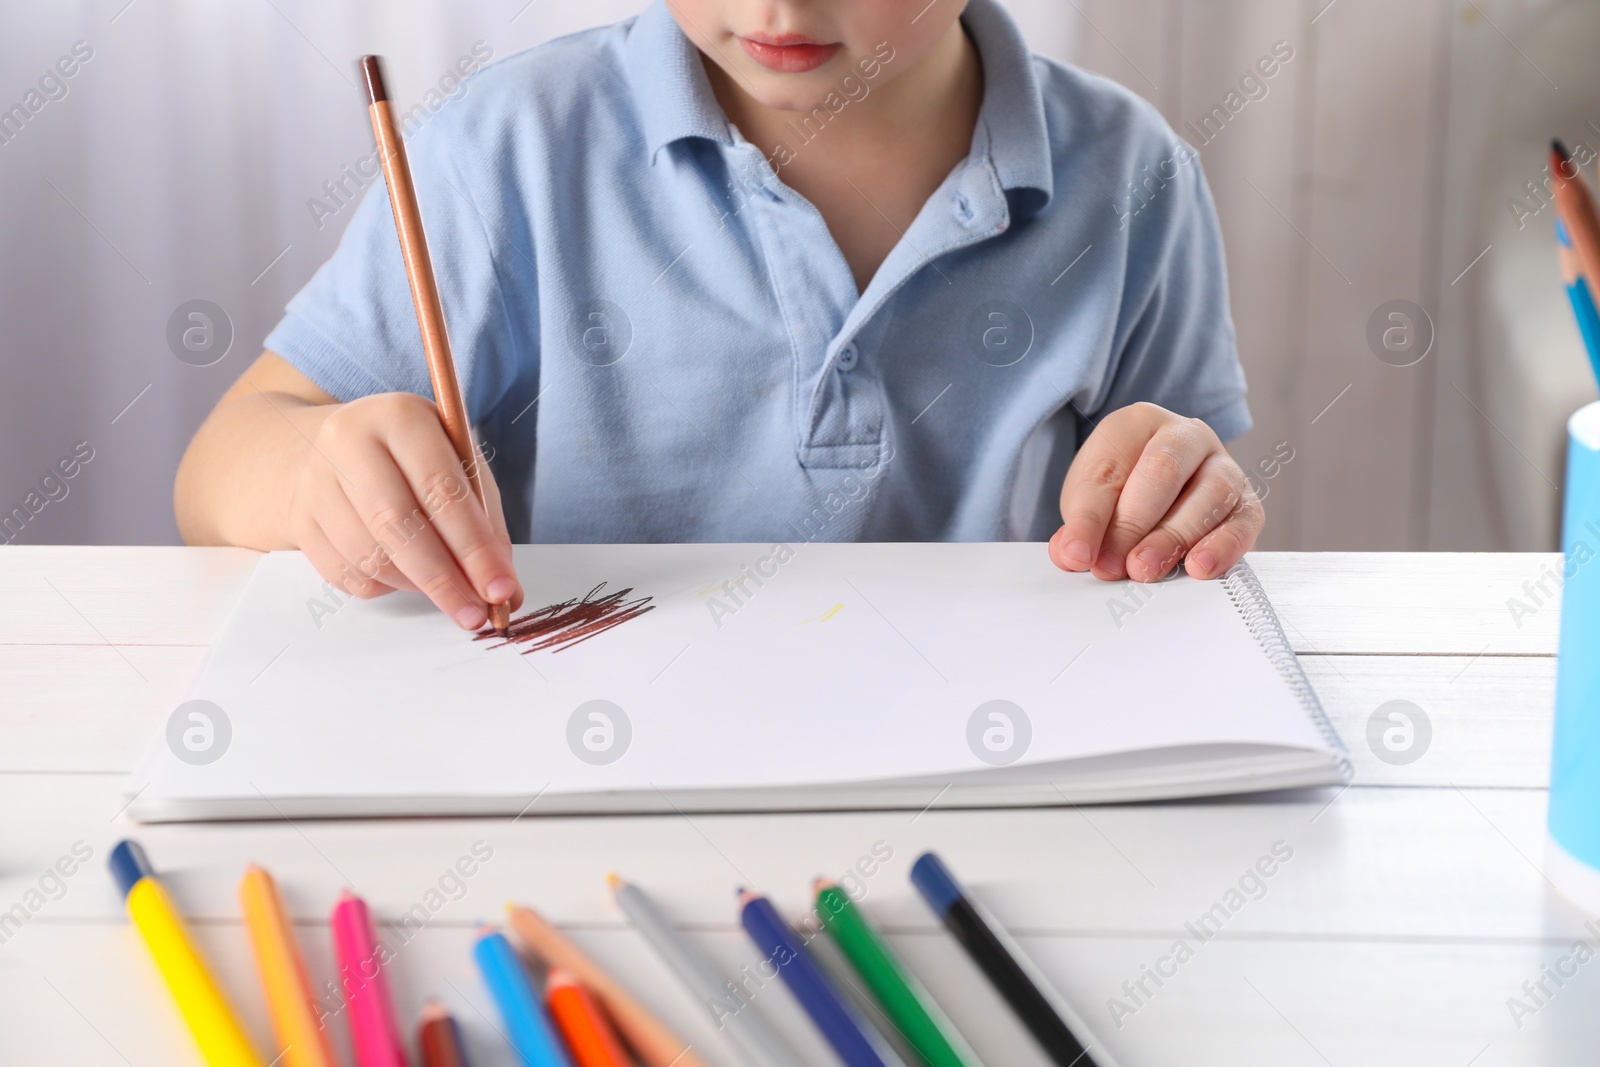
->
[358,54,510,635]
[505,903,711,1067]
[418,1000,472,1067]
[1552,141,1600,301]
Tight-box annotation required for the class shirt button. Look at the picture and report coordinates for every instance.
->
[837,342,859,372]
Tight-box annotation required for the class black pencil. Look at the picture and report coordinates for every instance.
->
[911,852,1100,1066]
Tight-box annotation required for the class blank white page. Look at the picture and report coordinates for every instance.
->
[133,543,1335,811]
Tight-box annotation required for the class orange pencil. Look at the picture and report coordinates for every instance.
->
[546,969,629,1067]
[358,53,510,635]
[505,903,710,1067]
[238,865,338,1067]
[1552,141,1600,300]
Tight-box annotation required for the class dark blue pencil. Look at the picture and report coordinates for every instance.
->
[737,889,890,1067]
[912,853,1099,1066]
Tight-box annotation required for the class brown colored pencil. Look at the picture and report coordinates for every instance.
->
[418,1000,471,1067]
[1551,141,1600,301]
[505,903,711,1067]
[358,54,510,635]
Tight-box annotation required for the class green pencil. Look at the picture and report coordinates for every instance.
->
[813,879,977,1067]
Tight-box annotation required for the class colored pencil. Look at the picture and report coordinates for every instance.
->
[419,1001,472,1067]
[814,879,975,1067]
[609,874,803,1067]
[546,968,630,1067]
[506,903,710,1067]
[1557,219,1600,386]
[330,891,409,1067]
[738,889,890,1067]
[1552,141,1600,317]
[910,853,1099,1067]
[357,53,509,635]
[473,926,572,1067]
[107,840,264,1067]
[239,865,339,1067]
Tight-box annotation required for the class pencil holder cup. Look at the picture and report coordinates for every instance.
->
[1549,400,1600,911]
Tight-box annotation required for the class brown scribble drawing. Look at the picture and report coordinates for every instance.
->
[474,583,655,654]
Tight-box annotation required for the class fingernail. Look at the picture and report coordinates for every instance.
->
[1097,550,1125,578]
[1062,539,1093,569]
[486,576,518,603]
[454,605,487,630]
[1190,549,1218,577]
[1136,548,1166,579]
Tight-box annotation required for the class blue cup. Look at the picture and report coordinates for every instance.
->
[1549,401,1600,910]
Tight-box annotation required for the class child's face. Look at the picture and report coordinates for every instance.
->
[668,0,969,112]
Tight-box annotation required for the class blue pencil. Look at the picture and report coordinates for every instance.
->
[737,889,890,1067]
[1558,219,1600,387]
[473,927,574,1067]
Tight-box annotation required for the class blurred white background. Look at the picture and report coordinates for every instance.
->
[1,0,1595,549]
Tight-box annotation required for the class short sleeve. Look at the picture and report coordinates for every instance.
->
[263,115,531,423]
[1083,149,1251,444]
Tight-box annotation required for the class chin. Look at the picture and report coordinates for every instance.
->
[737,70,845,114]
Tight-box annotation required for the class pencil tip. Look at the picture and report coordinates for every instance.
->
[420,999,450,1022]
[547,967,576,988]
[606,872,622,889]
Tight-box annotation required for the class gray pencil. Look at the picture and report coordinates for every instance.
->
[610,873,805,1067]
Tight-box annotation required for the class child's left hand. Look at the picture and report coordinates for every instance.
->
[1049,402,1263,582]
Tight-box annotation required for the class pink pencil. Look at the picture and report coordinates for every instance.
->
[331,891,409,1067]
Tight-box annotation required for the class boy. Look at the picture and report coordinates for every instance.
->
[175,0,1262,631]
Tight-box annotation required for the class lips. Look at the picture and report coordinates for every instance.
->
[737,34,842,73]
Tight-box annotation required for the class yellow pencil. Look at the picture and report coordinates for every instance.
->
[109,840,264,1067]
[239,864,338,1067]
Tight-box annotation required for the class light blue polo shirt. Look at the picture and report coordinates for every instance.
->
[265,0,1248,545]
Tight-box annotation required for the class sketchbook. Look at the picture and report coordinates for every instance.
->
[127,544,1350,821]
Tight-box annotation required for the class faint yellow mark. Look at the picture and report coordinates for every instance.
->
[801,603,845,624]
[691,575,744,599]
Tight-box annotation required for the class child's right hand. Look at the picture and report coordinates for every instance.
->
[287,390,524,630]
[176,351,523,631]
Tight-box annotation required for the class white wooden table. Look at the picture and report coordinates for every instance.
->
[1,549,1590,1067]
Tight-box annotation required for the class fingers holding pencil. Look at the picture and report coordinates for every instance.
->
[290,392,523,629]
[357,53,517,635]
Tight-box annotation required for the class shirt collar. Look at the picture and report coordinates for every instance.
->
[627,0,1055,213]
[962,0,1054,216]
[627,1,735,163]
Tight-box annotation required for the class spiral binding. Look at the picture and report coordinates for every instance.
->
[1222,559,1354,782]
